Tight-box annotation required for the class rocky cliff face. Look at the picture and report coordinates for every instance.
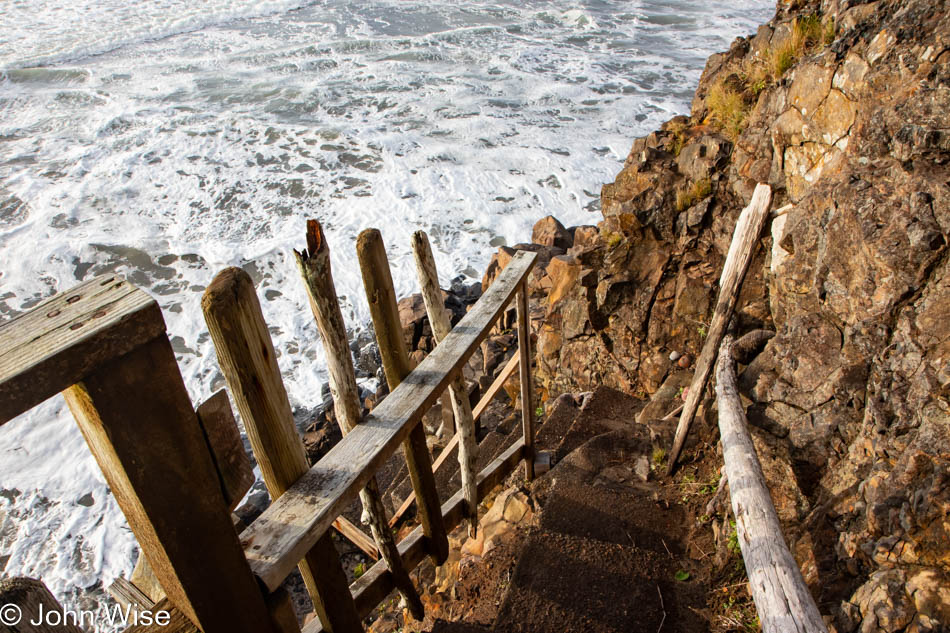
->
[497,0,949,630]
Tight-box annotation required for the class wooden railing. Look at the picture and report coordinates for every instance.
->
[0,230,537,633]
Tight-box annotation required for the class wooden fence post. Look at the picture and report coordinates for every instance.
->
[667,183,772,473]
[295,220,425,621]
[515,281,535,481]
[202,269,362,633]
[410,231,479,535]
[62,336,277,633]
[356,228,449,565]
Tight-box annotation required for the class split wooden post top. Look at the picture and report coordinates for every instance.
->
[0,275,165,424]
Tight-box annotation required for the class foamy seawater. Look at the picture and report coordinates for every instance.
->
[0,0,773,621]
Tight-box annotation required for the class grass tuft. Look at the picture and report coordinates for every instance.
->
[675,177,713,211]
[706,80,750,140]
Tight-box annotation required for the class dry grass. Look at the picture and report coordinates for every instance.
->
[675,177,712,211]
[706,80,749,140]
[667,118,690,157]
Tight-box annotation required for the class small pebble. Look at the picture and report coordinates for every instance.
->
[678,353,693,369]
[669,350,681,362]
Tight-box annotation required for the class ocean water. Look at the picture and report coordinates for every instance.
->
[0,0,773,620]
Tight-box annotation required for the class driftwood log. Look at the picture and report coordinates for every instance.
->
[667,183,773,473]
[295,220,425,620]
[411,230,480,535]
[715,334,827,633]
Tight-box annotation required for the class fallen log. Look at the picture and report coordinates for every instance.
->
[667,183,773,473]
[715,334,827,633]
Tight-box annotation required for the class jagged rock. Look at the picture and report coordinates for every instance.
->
[528,1,950,630]
[531,216,573,250]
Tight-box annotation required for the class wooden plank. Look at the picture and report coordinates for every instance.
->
[123,598,198,633]
[109,577,156,612]
[64,335,277,633]
[202,268,362,633]
[0,275,165,424]
[357,228,448,565]
[196,390,255,511]
[389,350,520,527]
[302,438,526,633]
[243,249,536,593]
[515,282,535,481]
[411,230,479,535]
[472,352,520,420]
[667,183,772,473]
[715,335,827,633]
[333,517,378,560]
[265,588,304,633]
[296,219,425,621]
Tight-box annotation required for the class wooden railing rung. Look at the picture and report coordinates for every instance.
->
[389,351,521,528]
[301,438,527,633]
[242,250,537,593]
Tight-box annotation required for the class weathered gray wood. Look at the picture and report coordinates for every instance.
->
[301,438,526,633]
[196,390,255,511]
[357,228,449,565]
[411,230,479,535]
[202,268,362,633]
[0,577,84,633]
[295,220,424,621]
[64,335,277,633]
[390,350,521,527]
[668,183,772,473]
[0,275,165,424]
[242,249,536,593]
[122,598,198,633]
[715,335,827,633]
[515,282,535,481]
[109,577,156,613]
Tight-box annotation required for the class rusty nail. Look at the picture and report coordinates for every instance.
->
[92,310,107,318]
[66,295,81,304]
[69,322,84,330]
[47,309,61,318]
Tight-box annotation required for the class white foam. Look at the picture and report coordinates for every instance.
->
[0,0,774,623]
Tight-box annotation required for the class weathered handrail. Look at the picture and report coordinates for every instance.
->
[240,249,537,593]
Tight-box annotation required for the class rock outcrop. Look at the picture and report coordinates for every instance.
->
[483,0,949,630]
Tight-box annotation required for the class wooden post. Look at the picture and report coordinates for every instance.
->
[356,228,449,565]
[0,577,83,633]
[202,269,362,633]
[515,281,535,481]
[410,230,479,535]
[63,336,277,633]
[667,183,772,473]
[389,351,520,527]
[715,335,827,633]
[295,220,425,621]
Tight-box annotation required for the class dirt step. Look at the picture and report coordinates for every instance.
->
[489,421,706,633]
[552,385,645,462]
